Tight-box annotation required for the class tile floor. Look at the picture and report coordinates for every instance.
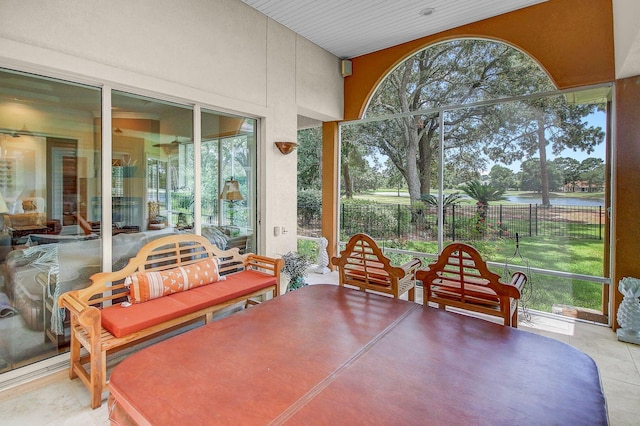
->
[0,271,638,425]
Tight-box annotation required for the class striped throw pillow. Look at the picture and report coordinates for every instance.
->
[125,258,225,304]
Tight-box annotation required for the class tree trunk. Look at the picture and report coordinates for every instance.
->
[418,148,433,199]
[406,134,421,202]
[342,163,353,199]
[418,122,438,198]
[536,117,551,207]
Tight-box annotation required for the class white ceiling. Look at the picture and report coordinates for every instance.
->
[241,0,548,59]
[613,0,640,79]
[242,0,640,79]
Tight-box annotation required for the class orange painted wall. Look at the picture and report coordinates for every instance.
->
[613,76,640,329]
[344,0,614,120]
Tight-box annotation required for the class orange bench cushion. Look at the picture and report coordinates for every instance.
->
[101,270,276,338]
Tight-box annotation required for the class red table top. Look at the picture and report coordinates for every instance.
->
[108,284,608,425]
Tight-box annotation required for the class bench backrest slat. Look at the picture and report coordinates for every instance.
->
[77,234,249,306]
[420,243,523,301]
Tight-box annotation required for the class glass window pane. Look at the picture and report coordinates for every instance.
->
[296,126,323,259]
[0,68,101,370]
[111,91,193,239]
[341,81,609,323]
[338,116,441,258]
[365,39,555,119]
[201,110,256,253]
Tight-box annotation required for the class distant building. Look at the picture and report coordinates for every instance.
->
[562,180,605,192]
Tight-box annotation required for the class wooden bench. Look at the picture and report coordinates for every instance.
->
[58,234,283,409]
[331,233,422,300]
[416,243,527,327]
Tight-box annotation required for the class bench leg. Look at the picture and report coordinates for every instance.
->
[89,350,106,409]
[68,329,80,380]
[245,298,260,308]
[408,287,415,302]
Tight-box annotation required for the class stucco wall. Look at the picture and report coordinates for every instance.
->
[0,0,344,257]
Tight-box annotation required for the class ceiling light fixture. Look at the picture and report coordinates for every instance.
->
[12,123,32,138]
[419,7,435,16]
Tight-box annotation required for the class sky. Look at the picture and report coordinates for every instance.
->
[485,110,608,174]
[362,109,608,176]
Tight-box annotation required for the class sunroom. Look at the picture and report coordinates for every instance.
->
[0,0,639,423]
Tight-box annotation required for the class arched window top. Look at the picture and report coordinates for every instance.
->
[364,38,555,119]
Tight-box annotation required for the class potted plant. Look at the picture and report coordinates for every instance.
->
[281,251,311,291]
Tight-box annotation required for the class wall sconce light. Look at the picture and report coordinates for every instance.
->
[274,141,298,155]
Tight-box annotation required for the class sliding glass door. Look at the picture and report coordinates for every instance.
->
[201,109,257,253]
[0,68,102,370]
[0,68,260,377]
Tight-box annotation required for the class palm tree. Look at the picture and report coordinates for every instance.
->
[460,180,505,230]
[421,192,463,225]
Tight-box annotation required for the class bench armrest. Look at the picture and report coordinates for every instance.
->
[509,271,527,295]
[59,290,103,337]
[400,258,422,276]
[246,254,283,275]
[59,290,88,313]
[246,254,284,295]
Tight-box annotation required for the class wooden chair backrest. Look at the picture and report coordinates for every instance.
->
[423,243,521,300]
[75,234,248,308]
[333,233,406,289]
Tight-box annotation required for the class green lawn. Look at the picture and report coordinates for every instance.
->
[377,236,606,315]
[299,235,605,317]
[301,190,608,319]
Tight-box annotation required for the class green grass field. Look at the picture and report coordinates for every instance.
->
[299,235,605,315]
[355,189,605,206]
[301,189,608,319]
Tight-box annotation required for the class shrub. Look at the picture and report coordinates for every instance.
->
[340,199,411,239]
[298,189,322,226]
[297,239,318,263]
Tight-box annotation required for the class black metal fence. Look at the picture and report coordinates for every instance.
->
[298,202,605,241]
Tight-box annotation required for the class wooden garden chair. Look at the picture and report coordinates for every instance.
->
[331,233,421,300]
[416,243,527,327]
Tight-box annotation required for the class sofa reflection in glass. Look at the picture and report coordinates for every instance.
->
[3,225,250,346]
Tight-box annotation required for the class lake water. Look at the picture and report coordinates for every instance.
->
[376,192,605,207]
[504,195,604,207]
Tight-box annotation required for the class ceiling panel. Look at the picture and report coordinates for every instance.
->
[241,0,548,58]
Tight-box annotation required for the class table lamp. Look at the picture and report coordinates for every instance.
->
[219,178,243,226]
